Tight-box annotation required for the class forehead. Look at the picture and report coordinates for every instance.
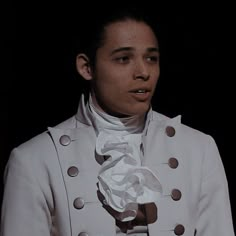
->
[102,20,158,49]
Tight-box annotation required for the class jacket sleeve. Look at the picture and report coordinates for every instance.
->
[195,136,235,235]
[1,148,51,236]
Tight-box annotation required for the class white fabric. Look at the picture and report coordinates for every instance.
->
[88,95,162,221]
[116,225,148,235]
[1,96,234,235]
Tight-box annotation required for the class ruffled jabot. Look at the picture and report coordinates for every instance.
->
[81,95,162,221]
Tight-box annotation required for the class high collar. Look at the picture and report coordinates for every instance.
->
[75,94,154,136]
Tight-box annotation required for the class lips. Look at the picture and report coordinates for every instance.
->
[129,87,151,93]
[129,87,152,101]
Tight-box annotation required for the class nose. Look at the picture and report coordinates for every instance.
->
[133,60,150,81]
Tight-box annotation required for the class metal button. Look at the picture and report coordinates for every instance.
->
[168,157,179,169]
[78,232,88,236]
[67,166,79,177]
[171,189,182,201]
[174,224,185,235]
[59,135,71,146]
[165,126,176,137]
[73,197,85,209]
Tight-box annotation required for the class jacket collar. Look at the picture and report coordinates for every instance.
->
[75,94,181,135]
[75,94,94,126]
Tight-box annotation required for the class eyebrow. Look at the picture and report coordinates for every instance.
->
[110,46,159,56]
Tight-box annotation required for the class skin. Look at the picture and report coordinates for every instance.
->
[76,19,160,227]
[77,19,160,117]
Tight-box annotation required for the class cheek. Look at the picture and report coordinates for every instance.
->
[95,69,128,92]
[152,70,160,84]
[153,65,160,76]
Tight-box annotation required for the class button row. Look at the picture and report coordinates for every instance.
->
[77,225,185,235]
[59,125,176,147]
[66,157,179,177]
[72,188,181,212]
[64,125,180,236]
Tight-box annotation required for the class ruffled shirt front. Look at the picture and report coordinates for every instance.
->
[86,95,162,222]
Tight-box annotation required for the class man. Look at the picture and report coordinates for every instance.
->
[1,7,234,236]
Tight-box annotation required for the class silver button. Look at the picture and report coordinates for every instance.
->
[165,126,176,137]
[168,157,179,169]
[174,224,185,235]
[59,135,71,146]
[73,197,85,209]
[171,189,182,201]
[78,232,88,236]
[67,166,79,177]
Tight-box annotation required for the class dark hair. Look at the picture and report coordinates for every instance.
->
[74,5,161,69]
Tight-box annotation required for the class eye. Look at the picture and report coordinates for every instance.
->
[115,56,130,64]
[146,56,159,63]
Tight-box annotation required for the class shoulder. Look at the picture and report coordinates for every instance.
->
[8,115,77,167]
[151,110,215,147]
[151,110,222,174]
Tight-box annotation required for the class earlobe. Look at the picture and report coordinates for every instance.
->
[76,54,93,80]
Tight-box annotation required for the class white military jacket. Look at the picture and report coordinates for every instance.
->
[1,101,235,236]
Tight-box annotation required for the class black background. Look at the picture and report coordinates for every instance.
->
[1,1,235,229]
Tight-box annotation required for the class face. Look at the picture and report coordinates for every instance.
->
[91,20,160,117]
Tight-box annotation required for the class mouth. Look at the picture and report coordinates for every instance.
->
[133,89,149,94]
[129,88,151,94]
[129,88,152,101]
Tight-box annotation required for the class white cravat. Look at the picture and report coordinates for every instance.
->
[88,95,162,222]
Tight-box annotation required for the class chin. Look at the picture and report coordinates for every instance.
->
[126,104,150,116]
[106,103,150,118]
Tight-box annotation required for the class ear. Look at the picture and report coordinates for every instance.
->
[76,53,93,80]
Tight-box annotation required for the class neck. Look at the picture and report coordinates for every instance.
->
[90,92,143,118]
[89,94,146,133]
